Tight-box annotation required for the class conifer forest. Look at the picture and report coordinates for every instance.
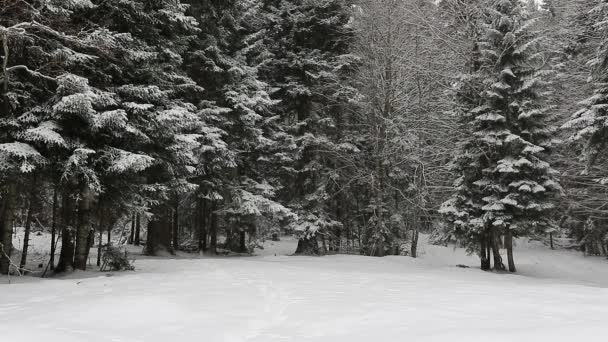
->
[1,1,608,341]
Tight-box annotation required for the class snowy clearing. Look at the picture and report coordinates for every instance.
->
[1,236,607,342]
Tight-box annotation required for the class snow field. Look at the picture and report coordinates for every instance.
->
[1,235,607,342]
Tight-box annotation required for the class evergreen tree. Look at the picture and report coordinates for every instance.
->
[76,0,210,256]
[255,0,356,254]
[441,0,559,272]
[185,0,294,254]
[0,0,102,274]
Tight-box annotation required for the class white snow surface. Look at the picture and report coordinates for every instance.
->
[1,235,607,342]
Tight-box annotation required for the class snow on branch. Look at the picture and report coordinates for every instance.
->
[106,149,155,174]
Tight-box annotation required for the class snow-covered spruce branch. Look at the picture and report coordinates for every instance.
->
[2,20,118,68]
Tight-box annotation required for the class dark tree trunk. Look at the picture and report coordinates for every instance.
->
[134,213,141,246]
[295,236,320,255]
[74,187,93,270]
[145,220,160,256]
[195,197,202,251]
[56,192,75,273]
[486,240,491,267]
[202,199,208,252]
[145,208,172,256]
[107,220,111,245]
[0,183,16,274]
[505,230,516,273]
[172,197,179,251]
[50,187,58,270]
[480,234,490,271]
[96,218,103,267]
[322,235,328,255]
[19,212,32,270]
[209,202,218,254]
[411,227,419,258]
[356,195,363,253]
[239,230,247,253]
[84,227,94,267]
[224,227,234,251]
[19,180,37,271]
[376,237,385,257]
[491,228,505,271]
[549,232,554,250]
[0,37,14,274]
[128,212,135,244]
[409,199,422,258]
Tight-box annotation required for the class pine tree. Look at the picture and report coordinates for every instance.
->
[183,0,295,254]
[0,0,103,274]
[255,0,356,255]
[71,0,213,256]
[441,0,560,272]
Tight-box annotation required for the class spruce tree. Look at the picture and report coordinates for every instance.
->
[256,0,356,254]
[75,0,209,256]
[441,0,559,272]
[183,0,295,254]
[0,0,101,274]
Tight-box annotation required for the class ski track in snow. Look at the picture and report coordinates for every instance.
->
[1,235,607,341]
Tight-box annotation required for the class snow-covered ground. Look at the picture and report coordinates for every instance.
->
[1,234,607,342]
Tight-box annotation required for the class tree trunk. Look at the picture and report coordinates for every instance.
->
[409,206,420,258]
[84,227,94,267]
[491,228,505,271]
[1,31,12,116]
[321,234,327,255]
[145,208,172,256]
[0,36,14,275]
[505,230,516,273]
[239,230,247,253]
[295,235,320,255]
[19,177,38,271]
[145,220,161,256]
[50,186,58,271]
[0,183,16,274]
[480,234,490,271]
[107,220,111,245]
[224,227,234,251]
[195,197,202,251]
[56,191,75,273]
[486,240,491,267]
[210,202,218,254]
[549,232,554,250]
[74,186,93,270]
[96,218,103,267]
[128,212,135,244]
[172,197,179,251]
[134,213,141,246]
[202,199,208,251]
[411,227,419,258]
